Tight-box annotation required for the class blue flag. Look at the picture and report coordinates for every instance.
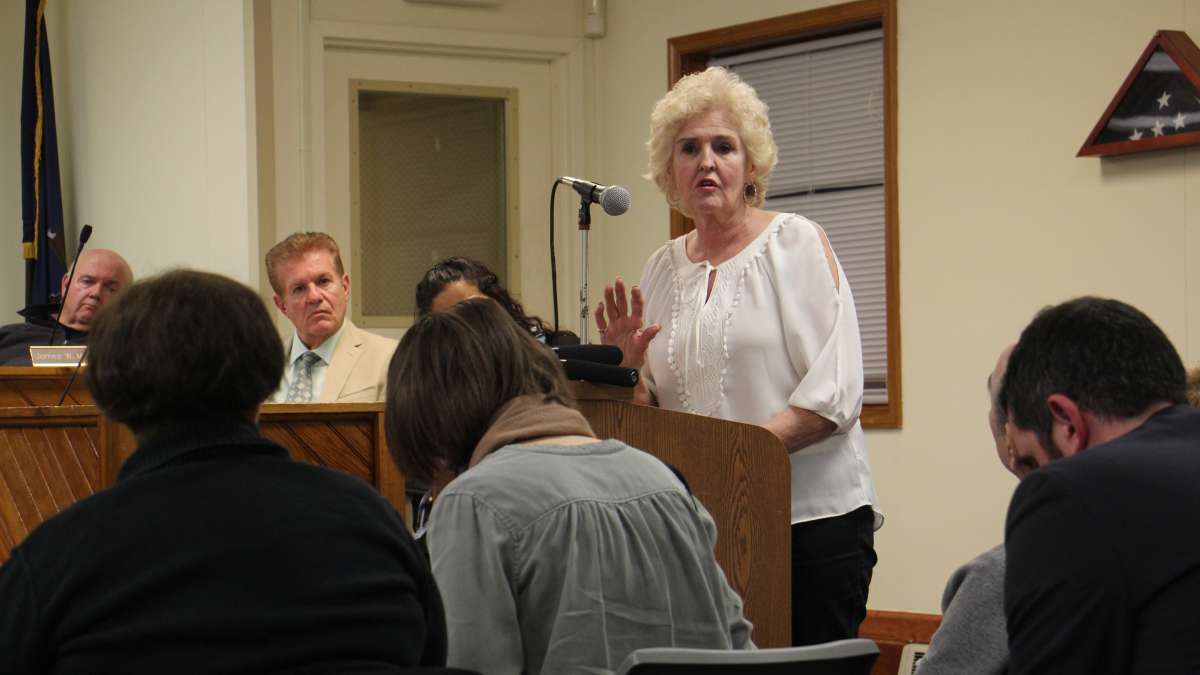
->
[20,0,67,313]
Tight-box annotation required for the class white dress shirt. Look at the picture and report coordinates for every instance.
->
[639,212,880,526]
[272,321,346,403]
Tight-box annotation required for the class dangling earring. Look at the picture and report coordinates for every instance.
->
[744,182,758,202]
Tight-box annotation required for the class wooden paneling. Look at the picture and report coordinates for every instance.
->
[578,396,792,648]
[0,406,102,564]
[256,403,405,522]
[0,367,93,406]
[258,403,381,479]
[0,384,407,560]
[373,411,408,520]
[860,609,942,675]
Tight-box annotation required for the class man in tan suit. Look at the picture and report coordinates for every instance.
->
[266,232,397,403]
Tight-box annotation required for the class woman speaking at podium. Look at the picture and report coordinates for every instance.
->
[595,66,881,647]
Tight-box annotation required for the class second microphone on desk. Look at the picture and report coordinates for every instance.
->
[559,359,639,388]
[552,344,638,387]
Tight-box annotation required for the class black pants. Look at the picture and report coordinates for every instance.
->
[791,505,877,646]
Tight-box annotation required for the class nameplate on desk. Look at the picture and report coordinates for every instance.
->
[28,345,87,367]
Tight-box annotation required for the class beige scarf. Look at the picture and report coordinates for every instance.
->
[467,394,596,468]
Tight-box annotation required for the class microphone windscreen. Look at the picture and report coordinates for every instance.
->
[560,359,639,387]
[79,224,93,244]
[553,344,623,365]
[599,185,631,216]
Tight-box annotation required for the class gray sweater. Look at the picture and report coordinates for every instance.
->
[916,544,1008,675]
[428,439,753,675]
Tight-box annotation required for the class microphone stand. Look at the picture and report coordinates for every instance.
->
[47,224,93,346]
[577,198,592,344]
[55,346,88,406]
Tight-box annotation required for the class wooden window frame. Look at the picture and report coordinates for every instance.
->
[666,0,901,428]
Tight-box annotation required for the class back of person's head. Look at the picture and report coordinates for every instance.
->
[86,269,285,432]
[265,231,345,295]
[1000,296,1186,449]
[385,297,571,483]
[415,256,550,336]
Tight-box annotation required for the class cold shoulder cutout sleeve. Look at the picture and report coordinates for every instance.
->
[635,213,878,526]
[770,216,865,433]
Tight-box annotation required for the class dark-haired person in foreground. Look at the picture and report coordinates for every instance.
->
[0,270,446,673]
[999,296,1200,674]
[386,298,752,675]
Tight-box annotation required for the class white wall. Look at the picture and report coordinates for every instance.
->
[56,0,256,287]
[310,0,583,36]
[879,0,1200,613]
[592,0,1200,613]
[1,0,25,320]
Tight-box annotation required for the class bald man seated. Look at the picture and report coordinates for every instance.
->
[0,249,134,365]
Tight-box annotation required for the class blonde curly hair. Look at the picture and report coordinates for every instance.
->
[644,66,778,214]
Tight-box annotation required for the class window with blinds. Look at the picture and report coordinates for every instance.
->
[711,29,890,405]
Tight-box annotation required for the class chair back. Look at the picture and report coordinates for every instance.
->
[616,638,879,675]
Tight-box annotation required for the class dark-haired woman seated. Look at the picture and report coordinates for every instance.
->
[386,298,752,675]
[415,256,572,343]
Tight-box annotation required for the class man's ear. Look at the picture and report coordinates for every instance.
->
[272,294,286,314]
[1046,393,1089,457]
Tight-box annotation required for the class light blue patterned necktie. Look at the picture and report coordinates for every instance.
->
[285,351,321,403]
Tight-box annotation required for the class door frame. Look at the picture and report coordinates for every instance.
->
[263,5,587,332]
[347,80,519,328]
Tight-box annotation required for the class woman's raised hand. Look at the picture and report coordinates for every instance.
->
[594,277,661,369]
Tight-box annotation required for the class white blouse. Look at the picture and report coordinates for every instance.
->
[639,212,880,525]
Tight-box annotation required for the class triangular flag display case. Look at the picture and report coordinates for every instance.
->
[1079,31,1200,157]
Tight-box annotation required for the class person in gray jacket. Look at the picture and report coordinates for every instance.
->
[916,344,1024,675]
[384,297,753,675]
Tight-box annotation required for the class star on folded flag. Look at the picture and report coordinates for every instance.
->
[1092,49,1200,147]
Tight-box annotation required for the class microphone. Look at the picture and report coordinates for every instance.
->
[47,224,94,346]
[556,177,631,216]
[553,344,623,366]
[560,359,639,388]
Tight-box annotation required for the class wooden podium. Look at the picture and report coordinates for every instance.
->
[0,369,792,647]
[573,386,792,648]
